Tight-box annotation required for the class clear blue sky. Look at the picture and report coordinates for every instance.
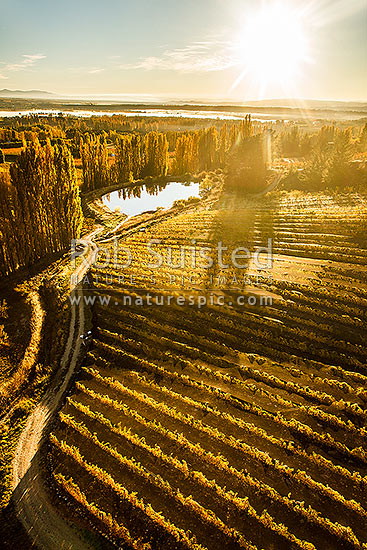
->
[0,0,366,101]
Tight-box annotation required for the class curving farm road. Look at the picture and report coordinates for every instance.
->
[11,229,102,550]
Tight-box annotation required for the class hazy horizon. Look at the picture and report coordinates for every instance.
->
[1,89,367,107]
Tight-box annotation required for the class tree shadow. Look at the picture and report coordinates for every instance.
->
[202,186,281,305]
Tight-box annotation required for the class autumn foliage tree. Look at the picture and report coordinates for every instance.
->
[142,132,169,177]
[81,131,169,190]
[0,139,83,277]
[173,133,196,174]
[299,127,366,190]
[80,134,110,192]
[224,116,270,193]
[114,134,142,182]
[359,123,367,152]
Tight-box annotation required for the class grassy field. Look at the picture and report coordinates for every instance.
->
[49,189,367,550]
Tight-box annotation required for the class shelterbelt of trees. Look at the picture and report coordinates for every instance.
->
[0,140,83,278]
[80,131,169,191]
[79,116,270,193]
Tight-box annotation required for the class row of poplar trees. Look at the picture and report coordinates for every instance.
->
[0,139,83,277]
[80,117,268,191]
[80,131,169,192]
[172,117,263,174]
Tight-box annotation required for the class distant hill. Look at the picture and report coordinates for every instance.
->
[0,89,54,99]
[241,98,367,111]
[0,90,365,111]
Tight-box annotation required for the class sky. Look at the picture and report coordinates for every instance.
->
[0,0,366,102]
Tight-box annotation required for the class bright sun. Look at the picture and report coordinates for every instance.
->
[233,3,310,96]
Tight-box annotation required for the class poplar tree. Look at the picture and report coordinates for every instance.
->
[218,124,228,165]
[0,139,83,277]
[80,134,110,191]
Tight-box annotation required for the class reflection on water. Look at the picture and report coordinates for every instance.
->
[102,181,200,217]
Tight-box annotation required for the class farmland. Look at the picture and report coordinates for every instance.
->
[49,190,367,550]
[1,102,367,550]
[1,0,367,547]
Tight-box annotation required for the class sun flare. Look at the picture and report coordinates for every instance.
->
[233,3,311,96]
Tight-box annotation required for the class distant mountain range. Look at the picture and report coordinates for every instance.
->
[0,89,55,98]
[0,90,366,113]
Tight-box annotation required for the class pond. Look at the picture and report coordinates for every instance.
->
[102,181,200,218]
